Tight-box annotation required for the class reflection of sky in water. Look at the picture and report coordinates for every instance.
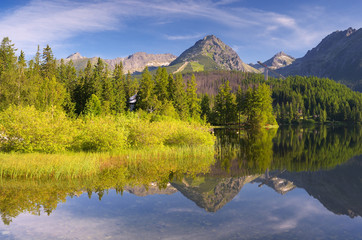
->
[1,183,362,240]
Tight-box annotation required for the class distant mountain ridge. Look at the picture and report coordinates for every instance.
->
[63,52,176,73]
[278,27,362,91]
[169,35,259,73]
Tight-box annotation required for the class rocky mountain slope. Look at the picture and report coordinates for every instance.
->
[278,27,362,91]
[63,52,176,73]
[168,35,259,73]
[250,51,295,71]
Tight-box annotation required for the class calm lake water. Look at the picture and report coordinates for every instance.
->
[1,125,362,240]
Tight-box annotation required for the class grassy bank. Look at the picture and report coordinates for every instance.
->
[0,145,215,179]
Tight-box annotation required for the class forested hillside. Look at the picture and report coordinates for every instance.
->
[186,71,362,124]
[0,36,360,133]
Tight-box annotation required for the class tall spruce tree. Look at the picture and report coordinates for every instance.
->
[0,37,18,109]
[138,66,158,112]
[200,94,211,121]
[213,81,237,124]
[244,83,277,127]
[112,63,126,114]
[41,45,56,80]
[154,67,169,102]
[186,74,200,119]
[172,73,189,119]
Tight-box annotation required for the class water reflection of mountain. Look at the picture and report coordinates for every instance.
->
[171,176,259,212]
[124,183,177,197]
[279,155,362,218]
[252,172,296,195]
[173,155,362,217]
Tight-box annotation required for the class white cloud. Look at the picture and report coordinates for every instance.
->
[165,33,205,41]
[0,0,121,54]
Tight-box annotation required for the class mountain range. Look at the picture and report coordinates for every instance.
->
[63,27,362,91]
[64,52,176,74]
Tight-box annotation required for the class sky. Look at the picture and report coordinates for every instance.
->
[0,0,361,63]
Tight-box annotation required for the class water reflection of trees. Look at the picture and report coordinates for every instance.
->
[213,125,362,175]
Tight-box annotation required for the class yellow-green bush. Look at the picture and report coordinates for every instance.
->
[164,122,215,146]
[72,115,128,152]
[0,106,214,153]
[0,106,76,153]
[126,115,214,147]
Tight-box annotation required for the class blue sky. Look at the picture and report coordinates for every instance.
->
[0,0,361,63]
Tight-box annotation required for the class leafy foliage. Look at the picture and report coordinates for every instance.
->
[0,106,75,153]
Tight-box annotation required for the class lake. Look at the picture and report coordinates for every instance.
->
[1,125,362,240]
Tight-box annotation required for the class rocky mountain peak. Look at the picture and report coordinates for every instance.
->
[203,35,217,41]
[263,51,295,69]
[170,35,259,72]
[345,27,356,37]
[66,52,85,60]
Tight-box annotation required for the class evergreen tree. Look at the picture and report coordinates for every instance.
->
[0,37,18,109]
[41,45,56,79]
[16,50,27,106]
[171,73,189,120]
[112,63,126,114]
[36,76,65,111]
[124,71,139,110]
[200,94,211,121]
[244,83,276,127]
[84,94,102,116]
[74,60,93,114]
[154,67,169,102]
[138,66,158,112]
[92,57,106,101]
[58,59,77,115]
[213,81,237,124]
[186,74,200,119]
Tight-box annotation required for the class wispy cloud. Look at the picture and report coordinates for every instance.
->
[165,33,205,41]
[0,0,121,54]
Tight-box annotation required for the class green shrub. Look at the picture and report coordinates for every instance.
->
[164,121,215,146]
[72,115,128,152]
[0,105,76,153]
[0,106,214,153]
[126,114,214,147]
